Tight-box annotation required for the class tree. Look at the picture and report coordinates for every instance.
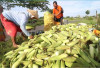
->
[66,16,70,18]
[77,15,81,18]
[85,10,90,16]
[48,9,53,13]
[0,0,49,11]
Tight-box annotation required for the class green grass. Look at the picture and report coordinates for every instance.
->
[64,17,81,21]
[75,18,97,25]
[0,40,13,64]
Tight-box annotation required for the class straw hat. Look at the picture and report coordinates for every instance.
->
[27,9,38,19]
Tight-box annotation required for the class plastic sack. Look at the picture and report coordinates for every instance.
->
[44,11,54,31]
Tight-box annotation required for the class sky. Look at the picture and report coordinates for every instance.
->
[10,0,100,17]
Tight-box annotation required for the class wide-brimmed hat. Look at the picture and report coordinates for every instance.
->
[27,9,38,19]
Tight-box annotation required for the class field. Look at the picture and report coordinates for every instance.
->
[75,18,97,25]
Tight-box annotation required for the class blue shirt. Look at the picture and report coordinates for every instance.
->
[2,10,31,36]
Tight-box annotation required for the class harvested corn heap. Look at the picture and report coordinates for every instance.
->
[2,24,100,68]
[44,11,54,31]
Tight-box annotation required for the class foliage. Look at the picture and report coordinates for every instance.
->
[88,16,93,20]
[26,18,44,27]
[77,15,81,18]
[96,14,100,30]
[48,9,53,13]
[0,0,49,11]
[98,14,100,17]
[65,16,70,18]
[85,10,90,16]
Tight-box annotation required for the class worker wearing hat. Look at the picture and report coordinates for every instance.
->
[0,5,38,48]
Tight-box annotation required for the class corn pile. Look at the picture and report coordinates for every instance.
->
[44,11,54,31]
[2,24,100,68]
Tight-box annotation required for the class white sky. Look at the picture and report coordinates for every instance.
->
[11,0,100,17]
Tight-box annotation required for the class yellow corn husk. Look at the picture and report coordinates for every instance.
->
[47,48,54,52]
[33,37,43,44]
[32,64,38,68]
[71,63,84,67]
[63,56,77,63]
[61,60,65,68]
[45,36,56,45]
[36,54,48,59]
[65,62,73,67]
[21,41,28,46]
[21,61,29,65]
[52,61,56,68]
[35,59,43,66]
[55,60,60,68]
[89,45,95,59]
[49,54,68,60]
[12,53,26,68]
[2,64,6,68]
[79,50,91,63]
[23,61,31,68]
[26,50,35,59]
[67,39,80,47]
[56,46,70,50]
[27,61,33,68]
[26,25,34,30]
[71,49,79,54]
[76,57,91,67]
[41,36,51,45]
[5,50,14,56]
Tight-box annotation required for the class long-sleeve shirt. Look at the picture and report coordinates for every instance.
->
[2,10,31,36]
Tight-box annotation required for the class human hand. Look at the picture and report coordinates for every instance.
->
[54,14,57,16]
[28,35,34,39]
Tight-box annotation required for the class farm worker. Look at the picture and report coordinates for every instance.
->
[0,5,38,48]
[53,1,63,25]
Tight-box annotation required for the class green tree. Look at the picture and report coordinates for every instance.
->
[48,9,53,13]
[85,10,90,16]
[0,0,49,11]
[66,16,70,18]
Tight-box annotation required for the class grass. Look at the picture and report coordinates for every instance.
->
[0,40,13,63]
[74,18,97,25]
[64,17,82,21]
